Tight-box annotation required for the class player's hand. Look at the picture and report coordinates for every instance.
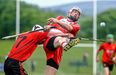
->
[44,26,52,31]
[48,18,58,24]
[48,18,53,24]
[66,33,74,38]
[96,56,99,62]
[112,57,116,63]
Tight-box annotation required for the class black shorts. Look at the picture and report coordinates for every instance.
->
[103,62,114,71]
[44,36,63,70]
[46,36,57,51]
[46,36,59,70]
[4,57,28,75]
[47,58,59,70]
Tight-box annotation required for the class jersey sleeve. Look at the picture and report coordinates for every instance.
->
[35,32,48,42]
[56,16,64,20]
[114,47,116,57]
[71,23,80,36]
[98,43,104,51]
[115,45,116,53]
[48,16,64,26]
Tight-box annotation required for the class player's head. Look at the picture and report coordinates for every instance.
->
[68,7,82,22]
[32,24,43,32]
[106,34,114,43]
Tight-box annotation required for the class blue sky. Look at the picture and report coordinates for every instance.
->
[21,0,92,7]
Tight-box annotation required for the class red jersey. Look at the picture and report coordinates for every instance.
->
[43,16,80,66]
[98,42,116,64]
[8,31,48,62]
[48,16,80,36]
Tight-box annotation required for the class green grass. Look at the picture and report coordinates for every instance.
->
[0,40,116,75]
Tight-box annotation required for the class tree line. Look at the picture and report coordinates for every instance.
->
[0,0,116,39]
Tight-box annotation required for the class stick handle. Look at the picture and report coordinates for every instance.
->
[79,37,105,42]
[1,26,56,40]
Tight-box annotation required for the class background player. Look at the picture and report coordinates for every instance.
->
[43,7,81,75]
[96,34,116,75]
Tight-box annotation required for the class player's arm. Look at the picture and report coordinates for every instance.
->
[44,25,53,31]
[48,18,73,32]
[38,39,46,45]
[97,44,103,56]
[112,47,116,63]
[57,20,73,32]
[112,53,116,63]
[96,44,103,61]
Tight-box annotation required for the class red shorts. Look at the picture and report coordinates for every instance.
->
[43,36,64,69]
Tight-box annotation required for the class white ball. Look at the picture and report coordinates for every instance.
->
[100,22,106,27]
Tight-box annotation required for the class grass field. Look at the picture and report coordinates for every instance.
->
[0,40,116,75]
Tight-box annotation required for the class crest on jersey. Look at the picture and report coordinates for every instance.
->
[59,19,70,25]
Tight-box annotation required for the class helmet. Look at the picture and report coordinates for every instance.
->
[32,24,43,31]
[106,34,114,43]
[68,7,82,22]
[106,34,114,39]
[69,7,82,14]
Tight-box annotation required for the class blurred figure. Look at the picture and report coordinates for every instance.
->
[30,60,36,72]
[83,51,89,66]
[96,34,116,75]
[0,56,4,72]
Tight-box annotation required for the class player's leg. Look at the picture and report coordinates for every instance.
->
[103,63,112,75]
[44,65,57,75]
[109,64,114,75]
[53,36,80,51]
[44,57,60,75]
[43,37,63,75]
[103,67,110,75]
[112,56,116,64]
[19,62,28,75]
[44,59,58,75]
[44,36,80,75]
[4,58,21,75]
[4,58,12,75]
[4,58,28,75]
[53,36,69,48]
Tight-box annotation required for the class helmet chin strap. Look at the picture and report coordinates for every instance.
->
[68,15,78,22]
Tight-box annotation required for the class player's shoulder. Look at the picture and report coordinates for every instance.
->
[114,42,116,46]
[72,22,80,26]
[56,16,64,20]
[101,42,107,46]
[115,43,116,49]
[113,43,116,47]
[72,22,80,28]
[28,31,41,35]
[75,22,80,25]
[30,31,48,37]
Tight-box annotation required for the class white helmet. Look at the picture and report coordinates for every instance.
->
[69,7,82,14]
[32,24,43,31]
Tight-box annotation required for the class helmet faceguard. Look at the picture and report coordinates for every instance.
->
[68,15,78,22]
